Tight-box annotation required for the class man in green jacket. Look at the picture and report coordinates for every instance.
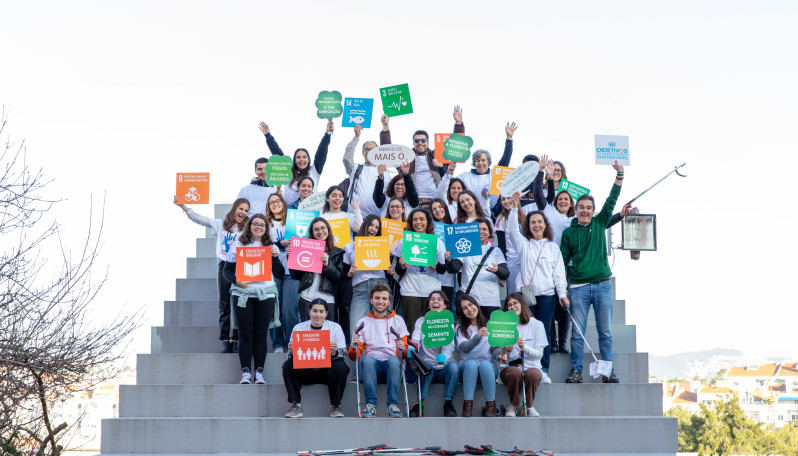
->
[560,161,625,384]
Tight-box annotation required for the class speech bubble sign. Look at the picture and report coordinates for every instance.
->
[298,192,327,212]
[442,133,474,163]
[315,90,343,119]
[421,309,455,348]
[367,144,414,167]
[487,310,519,347]
[264,156,292,186]
[499,160,540,197]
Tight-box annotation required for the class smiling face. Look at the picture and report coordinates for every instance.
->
[235,202,250,223]
[506,297,523,316]
[267,195,283,217]
[311,220,329,241]
[458,193,476,216]
[250,217,268,241]
[461,299,479,324]
[366,218,380,236]
[310,303,328,327]
[388,200,404,220]
[294,149,310,170]
[255,162,267,181]
[449,181,463,202]
[362,141,377,163]
[479,221,491,244]
[552,163,564,182]
[529,213,546,240]
[411,211,428,232]
[556,192,572,214]
[413,134,429,154]
[327,189,344,211]
[427,292,446,312]
[298,179,314,198]
[500,196,514,210]
[370,290,391,315]
[430,202,446,221]
[576,199,594,225]
[392,179,406,198]
[473,152,489,174]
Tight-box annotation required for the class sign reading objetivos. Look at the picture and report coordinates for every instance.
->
[594,134,630,166]
[367,144,414,167]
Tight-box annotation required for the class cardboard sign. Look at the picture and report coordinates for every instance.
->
[176,173,210,204]
[327,218,351,249]
[594,134,630,166]
[490,166,514,196]
[421,310,455,348]
[354,236,390,271]
[315,90,343,119]
[235,246,272,282]
[557,179,591,202]
[367,144,414,167]
[500,161,540,197]
[401,231,438,267]
[379,83,413,117]
[287,237,326,273]
[292,330,331,369]
[286,209,319,240]
[487,310,520,347]
[442,133,474,163]
[381,218,405,251]
[442,222,481,258]
[434,133,454,164]
[264,156,292,186]
[341,97,374,128]
[298,192,327,212]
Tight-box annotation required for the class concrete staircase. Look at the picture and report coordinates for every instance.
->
[100,204,676,455]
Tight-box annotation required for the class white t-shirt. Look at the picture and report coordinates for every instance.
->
[283,167,321,206]
[185,209,241,264]
[321,210,363,237]
[392,238,447,298]
[506,318,548,371]
[494,213,522,269]
[348,164,385,219]
[289,319,346,352]
[237,184,277,217]
[343,241,385,288]
[413,155,438,200]
[458,244,507,308]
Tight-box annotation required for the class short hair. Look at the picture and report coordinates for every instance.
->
[369,283,392,300]
[522,154,539,163]
[412,130,429,140]
[474,216,494,239]
[576,194,595,208]
[503,292,532,325]
[309,298,329,313]
[362,140,377,153]
[472,149,492,167]
[255,157,269,168]
[522,211,553,241]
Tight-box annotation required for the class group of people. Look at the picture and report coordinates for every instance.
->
[173,106,629,418]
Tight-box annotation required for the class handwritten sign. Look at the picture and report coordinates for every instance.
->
[381,218,405,251]
[594,134,630,166]
[367,144,413,167]
[341,97,374,128]
[292,330,331,369]
[287,237,326,273]
[421,310,455,348]
[286,209,319,240]
[379,83,413,117]
[264,156,292,186]
[327,218,351,249]
[434,133,454,165]
[490,166,513,196]
[557,179,591,202]
[500,161,540,197]
[298,192,327,212]
[401,231,438,267]
[442,133,474,163]
[235,246,272,282]
[487,310,519,347]
[315,90,343,119]
[176,173,210,204]
[354,237,390,271]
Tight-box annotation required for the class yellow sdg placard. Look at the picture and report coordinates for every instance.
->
[327,218,351,249]
[176,173,210,204]
[354,237,389,271]
[490,166,513,196]
[381,218,405,252]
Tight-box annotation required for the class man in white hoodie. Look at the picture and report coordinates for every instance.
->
[237,157,277,216]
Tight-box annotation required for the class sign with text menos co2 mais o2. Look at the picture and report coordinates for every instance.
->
[367,144,414,167]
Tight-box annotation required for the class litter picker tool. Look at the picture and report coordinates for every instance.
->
[353,322,365,417]
[623,162,687,208]
[561,301,610,379]
[520,349,527,416]
[390,328,411,417]
[298,444,389,456]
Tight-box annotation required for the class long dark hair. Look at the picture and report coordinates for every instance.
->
[405,208,435,234]
[554,190,575,217]
[289,148,312,186]
[430,198,453,224]
[296,176,315,198]
[423,290,450,316]
[308,217,335,254]
[238,214,272,246]
[522,211,553,241]
[223,198,250,233]
[385,174,407,200]
[447,178,465,204]
[503,292,532,325]
[386,196,406,222]
[496,195,525,228]
[322,185,345,213]
[456,294,487,339]
[455,190,488,224]
[358,214,382,237]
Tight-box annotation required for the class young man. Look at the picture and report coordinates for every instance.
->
[237,157,277,216]
[283,299,349,418]
[349,283,409,418]
[560,161,625,384]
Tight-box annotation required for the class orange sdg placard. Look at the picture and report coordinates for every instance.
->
[490,166,514,196]
[381,218,405,252]
[176,173,210,204]
[354,237,390,271]
[434,133,453,165]
[292,330,331,369]
[235,246,272,282]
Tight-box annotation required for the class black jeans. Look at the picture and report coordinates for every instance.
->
[217,262,238,341]
[282,356,350,406]
[551,294,570,347]
[234,296,275,371]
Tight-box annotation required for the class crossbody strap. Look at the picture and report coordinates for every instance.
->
[465,247,495,295]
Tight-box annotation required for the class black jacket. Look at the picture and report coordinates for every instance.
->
[290,247,346,296]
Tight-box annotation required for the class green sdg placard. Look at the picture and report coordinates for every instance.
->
[401,231,438,267]
[264,156,292,186]
[486,310,519,347]
[442,133,474,163]
[315,90,343,119]
[421,310,455,348]
[379,83,413,117]
[557,179,590,201]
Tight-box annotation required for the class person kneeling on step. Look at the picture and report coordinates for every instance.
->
[283,299,349,418]
[349,283,409,418]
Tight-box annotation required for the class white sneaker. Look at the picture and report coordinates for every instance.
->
[274,347,285,354]
[239,368,252,384]
[505,406,516,417]
[254,367,265,384]
[527,406,540,417]
[540,372,552,384]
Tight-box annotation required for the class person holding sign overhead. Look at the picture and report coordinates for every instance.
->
[290,218,345,323]
[455,122,517,216]
[375,162,419,217]
[222,214,285,385]
[260,120,333,206]
[282,299,349,418]
[343,125,385,219]
[455,294,499,417]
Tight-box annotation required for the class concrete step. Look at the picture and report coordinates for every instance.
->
[187,257,218,279]
[100,416,677,454]
[151,324,637,355]
[119,383,663,418]
[175,278,217,301]
[196,238,216,258]
[136,352,649,385]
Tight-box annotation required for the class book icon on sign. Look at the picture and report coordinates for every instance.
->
[243,261,265,277]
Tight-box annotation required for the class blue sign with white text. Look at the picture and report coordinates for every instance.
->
[341,98,374,128]
[442,222,481,258]
[286,209,320,240]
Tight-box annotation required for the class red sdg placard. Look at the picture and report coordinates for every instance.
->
[292,330,331,369]
[235,246,272,281]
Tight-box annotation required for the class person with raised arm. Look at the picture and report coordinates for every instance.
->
[343,124,386,218]
[455,122,517,216]
[320,184,363,233]
[237,157,277,216]
[375,162,419,217]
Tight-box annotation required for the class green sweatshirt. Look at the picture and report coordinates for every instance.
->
[560,183,621,284]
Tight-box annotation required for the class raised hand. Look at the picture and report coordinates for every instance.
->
[612,160,624,174]
[174,196,187,212]
[432,158,442,168]
[399,161,411,176]
[505,122,518,140]
[259,122,270,135]
[351,200,361,210]
[453,105,463,124]
[354,124,363,138]
[478,327,489,337]
[326,119,334,134]
[511,191,521,207]
[539,154,550,170]
[381,114,389,131]
[378,164,387,178]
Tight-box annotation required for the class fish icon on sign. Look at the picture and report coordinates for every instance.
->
[349,115,365,124]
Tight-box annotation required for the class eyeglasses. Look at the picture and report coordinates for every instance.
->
[414,138,428,144]
[251,223,267,228]
[506,300,521,308]
[389,205,403,210]
[429,296,444,302]
[553,168,563,173]
[268,200,282,206]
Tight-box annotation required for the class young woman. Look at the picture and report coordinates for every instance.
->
[493,195,526,294]
[343,215,391,337]
[289,217,346,322]
[455,294,498,417]
[498,293,547,417]
[429,198,456,303]
[408,291,458,418]
[508,192,569,382]
[262,120,333,206]
[535,155,576,245]
[436,168,466,218]
[222,214,285,384]
[545,159,568,204]
[384,196,407,223]
[455,190,493,228]
[450,218,509,315]
[320,185,363,233]
[175,195,249,353]
[287,176,315,209]
[376,163,419,217]
[393,208,454,331]
[265,192,300,354]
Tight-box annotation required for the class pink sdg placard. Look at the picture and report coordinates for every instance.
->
[287,237,326,273]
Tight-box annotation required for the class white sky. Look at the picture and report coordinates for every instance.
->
[2,1,797,361]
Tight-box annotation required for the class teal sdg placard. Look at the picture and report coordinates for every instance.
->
[315,91,343,119]
[401,231,437,267]
[379,83,413,117]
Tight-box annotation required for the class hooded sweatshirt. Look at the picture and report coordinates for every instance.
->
[348,311,409,362]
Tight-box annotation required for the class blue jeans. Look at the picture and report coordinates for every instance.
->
[533,294,557,371]
[360,356,402,406]
[459,360,498,401]
[350,278,387,338]
[269,276,300,350]
[420,361,458,401]
[568,280,613,372]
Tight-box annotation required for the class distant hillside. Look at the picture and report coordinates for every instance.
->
[649,348,798,379]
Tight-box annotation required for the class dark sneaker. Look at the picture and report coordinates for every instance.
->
[409,402,421,417]
[565,369,582,383]
[221,341,232,353]
[231,341,239,353]
[559,343,569,354]
[602,370,620,383]
[443,400,457,417]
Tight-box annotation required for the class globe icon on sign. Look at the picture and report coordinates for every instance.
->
[455,238,471,254]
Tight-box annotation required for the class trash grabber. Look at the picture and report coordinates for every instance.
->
[297,444,388,455]
[391,327,410,417]
[520,349,527,416]
[624,162,687,207]
[353,322,365,417]
[561,302,606,377]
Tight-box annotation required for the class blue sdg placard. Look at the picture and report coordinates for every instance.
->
[341,98,374,128]
[443,222,481,258]
[286,209,320,240]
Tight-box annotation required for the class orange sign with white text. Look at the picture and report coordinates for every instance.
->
[354,237,390,271]
[235,246,272,282]
[176,173,210,204]
[434,133,453,165]
[490,166,514,196]
[292,330,331,369]
[381,218,405,252]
